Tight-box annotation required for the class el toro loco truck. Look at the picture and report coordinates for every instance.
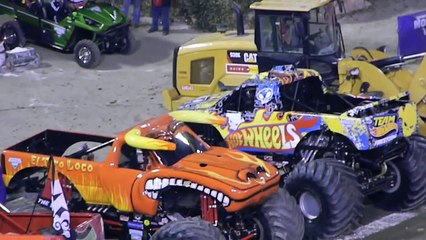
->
[1,112,304,240]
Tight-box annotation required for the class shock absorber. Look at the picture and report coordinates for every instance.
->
[201,194,218,225]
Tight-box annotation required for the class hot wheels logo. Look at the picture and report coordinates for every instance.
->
[370,123,398,138]
[227,124,301,152]
[370,115,398,138]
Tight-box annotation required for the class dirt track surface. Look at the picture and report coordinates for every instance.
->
[1,0,426,239]
[0,17,197,149]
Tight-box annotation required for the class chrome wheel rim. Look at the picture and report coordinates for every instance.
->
[299,191,322,220]
[384,162,401,193]
[252,217,265,239]
[78,47,92,64]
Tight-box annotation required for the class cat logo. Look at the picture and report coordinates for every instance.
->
[243,52,257,63]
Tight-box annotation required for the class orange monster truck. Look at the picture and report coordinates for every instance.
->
[1,112,304,240]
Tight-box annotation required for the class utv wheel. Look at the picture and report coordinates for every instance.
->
[284,158,364,239]
[0,21,26,50]
[371,134,426,210]
[254,189,304,240]
[74,40,101,69]
[119,31,135,54]
[151,218,225,240]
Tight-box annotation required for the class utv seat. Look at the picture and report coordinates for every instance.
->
[29,0,47,19]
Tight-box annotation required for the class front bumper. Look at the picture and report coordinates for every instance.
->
[96,23,130,53]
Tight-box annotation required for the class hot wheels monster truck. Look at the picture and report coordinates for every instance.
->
[175,66,426,239]
[1,112,304,239]
[0,0,135,68]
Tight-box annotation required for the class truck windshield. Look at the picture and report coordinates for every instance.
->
[258,13,304,54]
[308,3,338,56]
[155,125,209,166]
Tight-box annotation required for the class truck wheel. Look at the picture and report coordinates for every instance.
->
[119,31,135,54]
[74,40,101,69]
[0,21,26,50]
[254,189,304,240]
[371,134,426,210]
[284,158,364,239]
[151,218,225,240]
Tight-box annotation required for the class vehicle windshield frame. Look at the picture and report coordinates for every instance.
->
[307,2,339,56]
[154,122,209,166]
[256,12,305,55]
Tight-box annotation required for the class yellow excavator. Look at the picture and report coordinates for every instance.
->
[163,0,426,136]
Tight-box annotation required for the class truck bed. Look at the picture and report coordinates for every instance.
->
[279,76,411,115]
[5,130,113,157]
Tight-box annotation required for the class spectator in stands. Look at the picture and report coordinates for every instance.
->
[122,0,142,28]
[148,0,171,35]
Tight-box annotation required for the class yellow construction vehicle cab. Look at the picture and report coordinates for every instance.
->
[163,29,257,111]
[251,0,345,80]
[164,0,347,110]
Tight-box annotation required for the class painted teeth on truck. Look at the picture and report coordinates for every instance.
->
[211,190,217,198]
[153,178,162,190]
[162,179,169,188]
[176,179,183,186]
[217,192,224,202]
[169,178,176,185]
[144,178,230,207]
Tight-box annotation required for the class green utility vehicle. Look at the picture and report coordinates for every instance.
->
[0,0,135,68]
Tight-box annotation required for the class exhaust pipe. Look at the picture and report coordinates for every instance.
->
[231,1,245,36]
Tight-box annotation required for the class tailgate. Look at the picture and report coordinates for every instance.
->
[340,92,417,149]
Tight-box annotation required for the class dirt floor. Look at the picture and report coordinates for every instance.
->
[1,0,426,239]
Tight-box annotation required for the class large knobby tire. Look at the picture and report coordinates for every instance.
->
[119,30,135,55]
[255,189,304,240]
[284,158,364,240]
[151,218,225,240]
[0,21,26,50]
[74,39,101,69]
[371,134,426,210]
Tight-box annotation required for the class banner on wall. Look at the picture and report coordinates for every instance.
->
[398,10,426,56]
